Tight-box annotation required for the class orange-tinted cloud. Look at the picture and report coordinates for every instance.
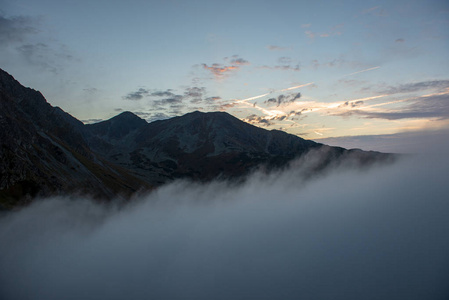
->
[202,63,239,78]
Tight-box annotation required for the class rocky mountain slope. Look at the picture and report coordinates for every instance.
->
[0,68,392,209]
[0,69,150,208]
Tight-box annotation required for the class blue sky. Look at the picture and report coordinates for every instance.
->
[1,0,448,151]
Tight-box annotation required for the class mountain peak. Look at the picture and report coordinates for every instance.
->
[113,111,146,121]
[86,111,147,142]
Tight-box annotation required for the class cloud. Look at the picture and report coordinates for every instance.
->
[260,65,300,72]
[265,93,301,107]
[266,45,291,51]
[361,6,388,17]
[205,96,221,102]
[278,57,292,65]
[15,42,75,74]
[15,43,59,73]
[0,13,75,74]
[184,87,205,103]
[82,118,103,124]
[1,153,448,300]
[229,57,249,66]
[202,63,239,78]
[259,58,301,72]
[0,14,39,46]
[123,88,150,100]
[244,114,273,126]
[314,128,449,154]
[150,90,175,97]
[83,87,98,94]
[146,112,171,122]
[201,56,250,79]
[380,80,449,95]
[339,100,364,108]
[335,93,449,120]
[150,90,187,108]
[395,38,405,43]
[305,24,344,39]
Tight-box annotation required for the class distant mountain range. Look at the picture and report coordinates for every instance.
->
[0,69,392,209]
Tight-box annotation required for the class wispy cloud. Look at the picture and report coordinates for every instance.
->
[361,6,388,17]
[258,57,300,72]
[380,80,449,95]
[305,23,344,39]
[0,14,39,45]
[332,91,449,121]
[342,66,380,77]
[266,45,291,51]
[0,13,75,74]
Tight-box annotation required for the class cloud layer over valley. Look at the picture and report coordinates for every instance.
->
[1,152,448,300]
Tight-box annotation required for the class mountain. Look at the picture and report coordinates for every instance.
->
[0,68,392,209]
[85,111,322,184]
[0,69,150,208]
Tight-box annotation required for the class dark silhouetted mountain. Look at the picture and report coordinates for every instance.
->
[85,111,322,183]
[0,68,393,208]
[0,69,150,208]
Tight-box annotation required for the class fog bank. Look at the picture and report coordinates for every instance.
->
[1,154,448,300]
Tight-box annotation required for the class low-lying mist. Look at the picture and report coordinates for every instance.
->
[1,150,448,300]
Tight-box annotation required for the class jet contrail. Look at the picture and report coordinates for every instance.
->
[236,93,270,102]
[280,82,315,92]
[237,82,315,102]
[343,66,380,77]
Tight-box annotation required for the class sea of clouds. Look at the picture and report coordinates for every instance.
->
[1,150,448,300]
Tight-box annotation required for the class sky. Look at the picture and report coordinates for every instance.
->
[1,0,448,151]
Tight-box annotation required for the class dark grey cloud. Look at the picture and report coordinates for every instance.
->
[184,87,205,103]
[153,95,183,106]
[395,38,405,43]
[123,88,150,100]
[244,114,273,126]
[150,90,175,97]
[1,153,448,300]
[381,80,449,95]
[149,87,207,105]
[265,93,301,106]
[230,57,249,65]
[244,112,300,126]
[339,100,364,108]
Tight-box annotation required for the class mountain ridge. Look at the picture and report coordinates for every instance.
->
[0,68,393,208]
